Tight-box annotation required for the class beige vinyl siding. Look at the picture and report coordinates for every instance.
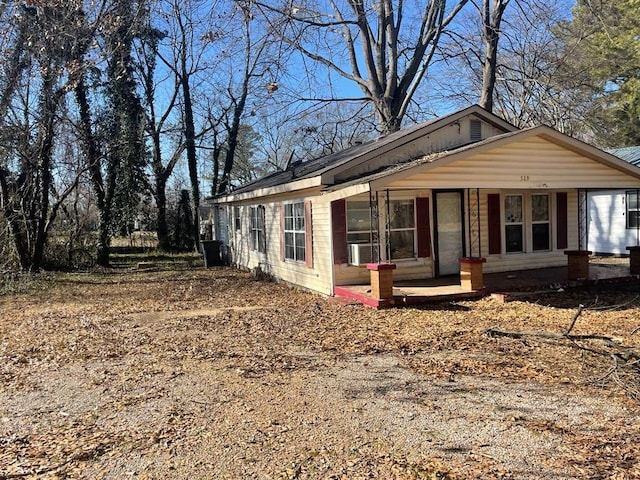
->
[382,137,640,190]
[334,259,434,286]
[333,115,508,184]
[308,197,332,294]
[477,189,579,273]
[226,188,333,296]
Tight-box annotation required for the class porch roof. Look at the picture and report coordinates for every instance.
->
[327,126,640,193]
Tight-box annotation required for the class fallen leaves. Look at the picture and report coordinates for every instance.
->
[1,268,639,478]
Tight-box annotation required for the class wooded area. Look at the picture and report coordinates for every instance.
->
[0,0,638,272]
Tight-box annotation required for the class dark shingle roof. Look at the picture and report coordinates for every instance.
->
[215,105,517,198]
[226,139,377,195]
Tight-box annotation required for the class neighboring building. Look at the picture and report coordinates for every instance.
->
[587,146,640,255]
[206,105,640,296]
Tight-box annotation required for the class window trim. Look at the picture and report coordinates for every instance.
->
[626,190,640,230]
[283,201,306,263]
[234,206,241,232]
[388,198,416,260]
[531,193,550,251]
[501,192,556,254]
[346,199,371,245]
[250,205,266,254]
[504,194,524,253]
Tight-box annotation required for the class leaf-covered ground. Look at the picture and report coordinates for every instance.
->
[1,267,639,479]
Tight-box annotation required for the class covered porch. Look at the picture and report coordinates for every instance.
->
[334,257,636,308]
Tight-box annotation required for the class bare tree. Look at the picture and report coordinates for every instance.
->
[257,0,470,134]
[439,0,588,133]
[0,1,93,272]
[156,0,218,249]
[208,0,274,195]
[135,10,184,251]
[478,0,511,112]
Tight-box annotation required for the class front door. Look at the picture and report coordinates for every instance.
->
[435,191,464,276]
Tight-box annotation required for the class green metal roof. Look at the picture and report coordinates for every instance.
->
[608,146,640,167]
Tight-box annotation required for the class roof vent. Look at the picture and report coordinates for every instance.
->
[470,119,482,142]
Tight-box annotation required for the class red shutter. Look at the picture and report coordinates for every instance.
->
[488,193,501,255]
[279,203,285,261]
[304,200,313,268]
[416,197,432,258]
[556,192,568,250]
[331,199,348,264]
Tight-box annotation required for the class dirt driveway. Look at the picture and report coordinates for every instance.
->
[1,268,639,479]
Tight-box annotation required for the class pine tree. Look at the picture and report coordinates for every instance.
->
[558,0,640,146]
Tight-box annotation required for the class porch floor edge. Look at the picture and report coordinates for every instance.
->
[333,285,486,309]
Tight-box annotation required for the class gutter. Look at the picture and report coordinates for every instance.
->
[212,176,323,203]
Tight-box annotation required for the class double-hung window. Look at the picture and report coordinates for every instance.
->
[234,206,241,231]
[504,193,551,253]
[626,191,640,229]
[389,199,415,260]
[346,200,371,244]
[504,195,524,253]
[250,205,266,253]
[531,194,550,251]
[284,202,306,262]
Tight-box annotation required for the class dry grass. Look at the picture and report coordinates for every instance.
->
[1,267,639,479]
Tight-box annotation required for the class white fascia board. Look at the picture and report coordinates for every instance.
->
[319,182,371,202]
[370,126,640,190]
[213,176,323,204]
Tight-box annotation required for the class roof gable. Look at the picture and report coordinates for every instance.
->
[214,105,516,202]
[362,126,640,190]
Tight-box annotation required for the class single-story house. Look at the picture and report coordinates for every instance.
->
[587,146,640,255]
[206,105,640,297]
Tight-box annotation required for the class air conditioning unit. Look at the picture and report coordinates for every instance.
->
[349,243,373,266]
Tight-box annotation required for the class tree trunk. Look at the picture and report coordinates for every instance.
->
[0,175,31,270]
[181,64,198,251]
[30,72,62,272]
[75,77,111,267]
[155,176,171,251]
[479,0,510,112]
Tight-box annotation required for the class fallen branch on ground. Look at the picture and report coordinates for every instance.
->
[484,304,640,399]
[485,327,622,344]
[485,326,639,362]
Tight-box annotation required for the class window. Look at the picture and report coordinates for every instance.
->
[531,194,550,251]
[504,195,523,253]
[284,202,305,262]
[503,193,551,253]
[346,200,371,244]
[234,206,241,231]
[627,190,640,229]
[250,205,266,253]
[389,199,415,260]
